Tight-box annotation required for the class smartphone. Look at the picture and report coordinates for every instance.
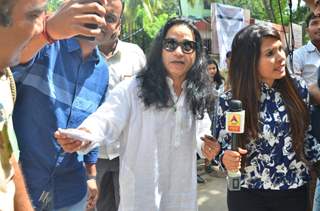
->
[76,0,101,41]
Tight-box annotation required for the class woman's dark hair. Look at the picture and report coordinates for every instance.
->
[230,24,309,161]
[206,56,224,89]
[137,17,211,119]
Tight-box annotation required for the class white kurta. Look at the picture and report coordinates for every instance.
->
[99,40,146,159]
[81,77,198,211]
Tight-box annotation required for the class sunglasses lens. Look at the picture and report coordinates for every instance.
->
[163,39,178,52]
[163,39,195,54]
[105,13,118,23]
[182,41,196,54]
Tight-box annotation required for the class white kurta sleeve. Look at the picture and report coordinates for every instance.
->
[196,112,212,158]
[80,79,133,150]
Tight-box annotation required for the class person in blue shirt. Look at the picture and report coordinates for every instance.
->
[11,0,121,210]
[207,24,320,211]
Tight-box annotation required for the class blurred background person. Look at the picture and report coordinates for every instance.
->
[204,56,225,175]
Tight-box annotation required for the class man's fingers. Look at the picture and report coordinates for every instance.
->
[71,24,103,37]
[63,141,82,152]
[73,13,106,27]
[76,2,106,19]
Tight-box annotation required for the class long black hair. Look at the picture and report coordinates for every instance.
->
[137,17,211,119]
[230,24,309,161]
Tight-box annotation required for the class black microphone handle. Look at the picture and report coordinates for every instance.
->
[231,133,237,151]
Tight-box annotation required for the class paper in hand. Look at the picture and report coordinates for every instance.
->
[58,128,104,143]
[57,128,104,155]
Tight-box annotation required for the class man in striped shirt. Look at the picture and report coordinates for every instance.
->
[10,0,119,210]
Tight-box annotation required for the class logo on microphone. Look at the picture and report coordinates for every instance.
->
[227,114,241,132]
[226,110,245,134]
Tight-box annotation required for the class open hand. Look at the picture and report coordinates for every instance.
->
[54,128,91,153]
[201,135,221,161]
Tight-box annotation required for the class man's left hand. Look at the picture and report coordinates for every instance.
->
[86,178,99,210]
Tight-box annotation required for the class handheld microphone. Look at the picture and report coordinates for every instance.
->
[225,99,245,191]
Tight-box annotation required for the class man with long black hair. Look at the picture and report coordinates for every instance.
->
[56,17,214,211]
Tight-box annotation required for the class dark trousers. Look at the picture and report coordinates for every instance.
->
[227,185,308,211]
[96,158,120,211]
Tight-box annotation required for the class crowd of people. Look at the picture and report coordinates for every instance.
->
[2,0,320,211]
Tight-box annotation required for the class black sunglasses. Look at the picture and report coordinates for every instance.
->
[162,38,197,54]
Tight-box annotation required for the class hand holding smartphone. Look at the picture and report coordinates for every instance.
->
[76,0,103,41]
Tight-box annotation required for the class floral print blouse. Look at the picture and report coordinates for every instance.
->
[215,78,320,190]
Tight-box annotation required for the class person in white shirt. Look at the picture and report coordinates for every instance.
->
[55,17,214,211]
[301,1,320,209]
[290,13,320,105]
[96,1,146,209]
[290,13,320,210]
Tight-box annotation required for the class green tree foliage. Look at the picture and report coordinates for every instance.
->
[46,0,312,49]
[47,0,63,12]
[122,0,179,51]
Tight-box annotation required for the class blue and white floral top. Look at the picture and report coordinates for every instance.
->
[215,78,320,190]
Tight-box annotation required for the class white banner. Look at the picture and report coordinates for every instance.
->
[213,3,246,69]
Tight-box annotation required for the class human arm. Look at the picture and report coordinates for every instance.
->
[293,78,320,162]
[309,83,320,105]
[55,79,132,153]
[20,0,107,64]
[12,156,34,211]
[85,163,98,210]
[196,111,221,159]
